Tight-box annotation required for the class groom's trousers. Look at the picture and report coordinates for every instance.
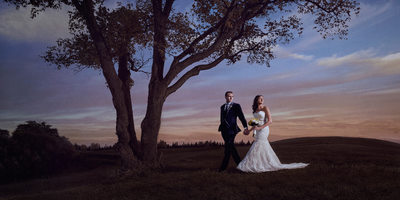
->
[219,130,241,171]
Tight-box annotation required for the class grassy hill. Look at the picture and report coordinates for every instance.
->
[0,136,399,200]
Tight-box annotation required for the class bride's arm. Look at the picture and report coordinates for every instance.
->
[264,106,272,126]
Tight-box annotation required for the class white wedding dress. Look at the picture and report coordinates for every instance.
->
[237,111,309,172]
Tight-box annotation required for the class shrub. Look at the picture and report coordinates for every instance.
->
[0,121,76,182]
[0,129,9,138]
[0,129,10,175]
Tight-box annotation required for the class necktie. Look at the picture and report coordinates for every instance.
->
[225,103,231,111]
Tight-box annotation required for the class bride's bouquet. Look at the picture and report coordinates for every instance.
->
[248,118,260,137]
[248,118,260,126]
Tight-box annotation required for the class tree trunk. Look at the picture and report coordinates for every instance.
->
[138,0,170,166]
[140,79,167,165]
[104,61,139,171]
[106,64,140,171]
[118,52,140,158]
[74,0,139,171]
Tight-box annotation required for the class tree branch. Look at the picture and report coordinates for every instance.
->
[168,1,237,67]
[165,1,248,85]
[165,1,274,85]
[151,0,169,81]
[165,20,248,97]
[128,58,151,77]
[71,0,113,64]
[71,0,122,91]
[163,0,174,16]
[303,0,332,13]
[302,0,346,14]
[166,55,226,97]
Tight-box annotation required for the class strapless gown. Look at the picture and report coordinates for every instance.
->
[237,111,309,172]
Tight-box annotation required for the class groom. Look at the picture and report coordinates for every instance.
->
[218,91,249,172]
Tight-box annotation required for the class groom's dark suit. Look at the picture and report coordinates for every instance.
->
[218,102,248,171]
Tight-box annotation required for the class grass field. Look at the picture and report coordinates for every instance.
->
[0,136,399,200]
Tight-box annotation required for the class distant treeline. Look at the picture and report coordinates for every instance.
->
[157,140,252,149]
[73,143,114,151]
[74,140,253,151]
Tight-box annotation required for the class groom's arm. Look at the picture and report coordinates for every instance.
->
[218,106,223,131]
[236,104,248,130]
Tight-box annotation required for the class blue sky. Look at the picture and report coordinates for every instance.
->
[0,0,399,145]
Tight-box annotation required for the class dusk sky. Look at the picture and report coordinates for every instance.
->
[0,0,399,145]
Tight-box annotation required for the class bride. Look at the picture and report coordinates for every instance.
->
[237,95,309,173]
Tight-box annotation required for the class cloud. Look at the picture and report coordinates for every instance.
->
[161,107,201,119]
[316,50,400,75]
[289,53,314,61]
[364,87,400,95]
[273,45,314,61]
[0,6,71,42]
[316,49,376,67]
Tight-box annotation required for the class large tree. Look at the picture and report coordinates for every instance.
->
[4,0,359,170]
[41,2,153,170]
[5,0,153,171]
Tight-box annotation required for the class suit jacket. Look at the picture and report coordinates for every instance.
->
[218,102,248,134]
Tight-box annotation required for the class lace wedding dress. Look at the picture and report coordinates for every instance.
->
[237,111,309,172]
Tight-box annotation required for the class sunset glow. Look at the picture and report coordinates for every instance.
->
[0,0,399,145]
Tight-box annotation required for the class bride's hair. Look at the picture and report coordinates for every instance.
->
[252,95,263,113]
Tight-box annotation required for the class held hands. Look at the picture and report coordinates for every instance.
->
[243,124,265,135]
